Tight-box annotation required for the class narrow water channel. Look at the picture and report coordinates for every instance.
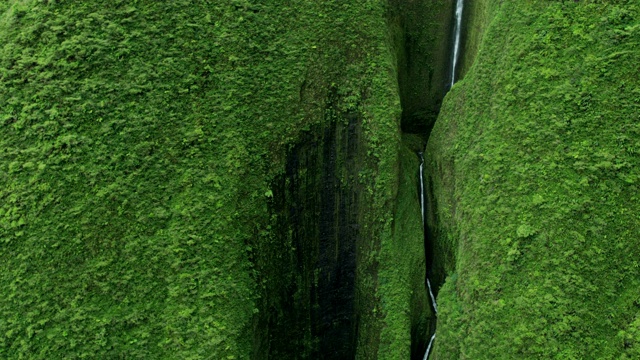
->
[419,151,438,360]
[450,0,464,88]
[419,152,439,360]
[421,0,464,358]
[423,334,436,360]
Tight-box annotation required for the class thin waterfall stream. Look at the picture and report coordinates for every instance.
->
[419,153,438,360]
[423,334,436,360]
[419,153,438,317]
[418,152,438,360]
[450,0,464,88]
[422,0,464,358]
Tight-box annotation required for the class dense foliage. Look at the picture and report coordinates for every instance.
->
[428,1,640,358]
[0,0,409,358]
[4,0,637,358]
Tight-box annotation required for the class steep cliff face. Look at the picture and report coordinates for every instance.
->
[0,0,445,359]
[427,1,640,358]
[255,100,366,359]
[388,0,453,134]
[5,0,637,358]
[255,0,456,357]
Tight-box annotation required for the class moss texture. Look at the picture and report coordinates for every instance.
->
[427,1,640,358]
[375,134,431,360]
[5,0,636,358]
[0,0,440,358]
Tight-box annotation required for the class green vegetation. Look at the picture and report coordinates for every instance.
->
[457,0,496,79]
[427,1,640,358]
[4,0,638,358]
[0,0,435,358]
[388,0,452,133]
[376,134,431,359]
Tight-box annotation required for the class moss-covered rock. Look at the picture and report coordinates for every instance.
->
[427,1,640,358]
[0,0,442,358]
[6,0,635,358]
[388,0,453,134]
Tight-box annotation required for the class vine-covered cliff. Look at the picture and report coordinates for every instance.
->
[0,0,444,358]
[2,0,639,359]
[427,1,640,358]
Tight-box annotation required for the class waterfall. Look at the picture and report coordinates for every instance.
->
[427,278,438,315]
[419,153,425,224]
[420,153,437,316]
[419,153,438,359]
[450,0,464,88]
[422,334,436,360]
[422,2,465,358]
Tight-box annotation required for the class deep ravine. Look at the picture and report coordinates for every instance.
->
[420,153,438,360]
[422,0,465,358]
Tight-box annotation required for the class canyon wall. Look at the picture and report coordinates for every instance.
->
[2,0,639,359]
[427,1,640,358]
[0,0,448,358]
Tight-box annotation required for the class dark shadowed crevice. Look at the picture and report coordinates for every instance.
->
[389,0,454,136]
[391,0,468,358]
[253,0,467,357]
[255,89,364,359]
[313,116,360,358]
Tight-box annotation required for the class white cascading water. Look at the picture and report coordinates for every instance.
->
[427,278,438,315]
[420,154,438,316]
[450,0,464,88]
[419,153,425,224]
[419,153,439,359]
[423,334,437,360]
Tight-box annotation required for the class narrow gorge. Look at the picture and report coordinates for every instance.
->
[253,0,468,357]
[1,1,638,359]
[421,1,464,358]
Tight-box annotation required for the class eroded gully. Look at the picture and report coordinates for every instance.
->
[421,0,464,358]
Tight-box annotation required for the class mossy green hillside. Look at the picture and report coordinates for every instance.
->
[427,1,640,358]
[457,0,496,80]
[0,0,413,358]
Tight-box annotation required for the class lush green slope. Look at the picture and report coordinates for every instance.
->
[427,1,640,358]
[0,0,419,358]
[8,0,636,358]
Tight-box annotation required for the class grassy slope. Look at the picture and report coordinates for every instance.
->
[458,0,494,79]
[0,1,405,358]
[428,1,640,358]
